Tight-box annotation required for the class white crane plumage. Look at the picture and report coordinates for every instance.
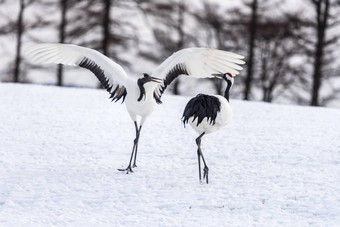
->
[25,43,245,173]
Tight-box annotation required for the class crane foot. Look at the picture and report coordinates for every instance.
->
[118,166,133,174]
[203,166,209,184]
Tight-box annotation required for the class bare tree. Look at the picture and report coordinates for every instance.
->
[192,2,230,95]
[308,0,336,106]
[243,0,258,100]
[1,0,57,82]
[137,0,190,95]
[56,0,68,86]
[102,0,112,56]
[47,0,136,87]
[172,1,186,94]
[13,0,25,82]
[192,1,254,96]
[12,0,44,83]
[256,14,305,102]
[68,0,138,61]
[292,0,340,106]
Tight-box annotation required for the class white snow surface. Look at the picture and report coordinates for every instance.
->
[1,83,340,226]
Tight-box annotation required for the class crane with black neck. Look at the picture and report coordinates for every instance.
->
[182,72,242,184]
[25,43,244,174]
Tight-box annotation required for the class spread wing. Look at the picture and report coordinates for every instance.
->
[25,43,130,102]
[151,47,245,103]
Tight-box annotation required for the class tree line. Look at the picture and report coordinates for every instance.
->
[1,0,339,107]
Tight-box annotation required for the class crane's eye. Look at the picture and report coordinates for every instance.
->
[226,73,233,78]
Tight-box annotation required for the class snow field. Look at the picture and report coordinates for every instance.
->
[0,83,339,226]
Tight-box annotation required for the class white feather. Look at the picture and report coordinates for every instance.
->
[25,43,131,88]
[151,47,245,79]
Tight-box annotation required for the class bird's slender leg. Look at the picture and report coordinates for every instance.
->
[196,132,209,183]
[132,125,142,168]
[197,148,202,182]
[118,121,140,173]
[200,149,209,184]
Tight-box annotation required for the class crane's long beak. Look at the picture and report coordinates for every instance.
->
[211,73,223,78]
[150,77,163,84]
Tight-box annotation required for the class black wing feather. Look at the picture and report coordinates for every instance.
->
[154,63,189,104]
[79,57,127,103]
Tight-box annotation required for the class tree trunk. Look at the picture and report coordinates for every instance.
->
[97,0,112,89]
[57,0,67,86]
[14,0,24,83]
[243,0,258,100]
[172,2,185,95]
[310,0,329,106]
[103,0,112,56]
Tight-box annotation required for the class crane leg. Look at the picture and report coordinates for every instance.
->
[118,121,141,173]
[196,132,209,184]
[197,149,202,182]
[132,124,142,168]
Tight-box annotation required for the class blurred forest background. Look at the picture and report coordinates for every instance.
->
[0,0,339,107]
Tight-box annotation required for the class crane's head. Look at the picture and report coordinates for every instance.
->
[137,73,163,102]
[224,72,234,84]
[138,73,163,85]
[212,72,235,101]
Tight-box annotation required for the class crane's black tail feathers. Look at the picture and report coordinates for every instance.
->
[182,94,221,127]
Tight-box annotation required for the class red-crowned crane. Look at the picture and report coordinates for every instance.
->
[25,43,244,174]
[182,71,244,184]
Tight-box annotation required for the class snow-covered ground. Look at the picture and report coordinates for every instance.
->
[0,83,339,226]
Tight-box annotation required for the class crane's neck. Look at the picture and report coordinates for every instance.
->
[224,79,232,102]
[137,79,157,102]
[137,79,145,101]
